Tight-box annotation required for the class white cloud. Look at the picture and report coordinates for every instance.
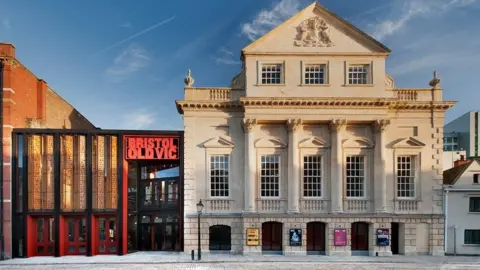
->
[241,0,303,41]
[370,0,477,41]
[215,47,240,65]
[122,109,156,129]
[2,18,11,30]
[105,44,150,83]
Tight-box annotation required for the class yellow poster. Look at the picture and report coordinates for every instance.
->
[246,228,259,246]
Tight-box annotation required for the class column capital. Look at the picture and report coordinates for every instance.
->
[329,119,347,133]
[286,118,303,132]
[242,118,257,133]
[374,119,390,133]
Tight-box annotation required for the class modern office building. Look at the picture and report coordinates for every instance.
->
[11,129,183,257]
[177,1,454,256]
[444,112,480,158]
[1,43,96,259]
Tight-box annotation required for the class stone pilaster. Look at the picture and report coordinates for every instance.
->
[287,118,302,213]
[242,118,257,212]
[374,119,390,213]
[329,119,347,213]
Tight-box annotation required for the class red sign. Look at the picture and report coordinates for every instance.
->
[334,229,346,246]
[124,136,179,160]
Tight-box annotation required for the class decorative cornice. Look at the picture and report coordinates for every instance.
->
[242,118,257,133]
[287,118,303,132]
[240,97,394,107]
[329,119,347,133]
[175,100,242,114]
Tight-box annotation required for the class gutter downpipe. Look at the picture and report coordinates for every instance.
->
[444,189,448,255]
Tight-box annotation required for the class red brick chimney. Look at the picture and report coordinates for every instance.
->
[454,155,469,167]
[0,43,15,58]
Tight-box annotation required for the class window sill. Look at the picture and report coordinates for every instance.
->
[343,84,375,87]
[468,211,480,214]
[300,198,328,200]
[299,84,330,87]
[395,198,419,201]
[256,84,286,87]
[463,244,480,246]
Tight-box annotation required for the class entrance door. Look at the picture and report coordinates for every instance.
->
[307,222,326,255]
[97,217,117,254]
[139,215,178,251]
[209,225,231,251]
[262,222,283,253]
[351,222,369,255]
[391,222,399,255]
[65,216,87,255]
[35,217,55,256]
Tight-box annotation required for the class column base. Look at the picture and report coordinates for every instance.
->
[242,209,257,214]
[375,209,389,214]
[287,209,301,214]
[330,210,344,214]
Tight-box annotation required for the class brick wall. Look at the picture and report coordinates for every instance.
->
[1,42,96,258]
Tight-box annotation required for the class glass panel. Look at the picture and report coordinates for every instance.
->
[109,218,116,241]
[68,246,75,253]
[68,219,75,242]
[92,136,118,210]
[127,161,137,211]
[99,245,106,252]
[48,218,55,242]
[127,214,137,252]
[79,246,86,253]
[37,246,44,253]
[99,218,106,241]
[60,135,87,211]
[16,135,24,212]
[36,219,44,243]
[109,245,116,252]
[28,135,55,210]
[79,218,86,242]
[47,246,54,254]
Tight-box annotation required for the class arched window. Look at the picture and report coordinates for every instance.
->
[209,225,231,251]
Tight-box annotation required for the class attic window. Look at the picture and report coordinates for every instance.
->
[348,64,370,85]
[261,63,283,85]
[304,64,326,85]
[474,174,479,184]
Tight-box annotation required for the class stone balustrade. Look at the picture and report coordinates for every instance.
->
[391,89,433,101]
[343,199,371,213]
[204,199,234,213]
[300,199,328,213]
[257,199,287,213]
[394,200,420,213]
[184,87,245,101]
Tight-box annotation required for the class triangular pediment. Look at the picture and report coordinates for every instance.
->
[243,2,390,54]
[299,137,329,148]
[391,137,426,149]
[342,137,374,148]
[255,137,287,148]
[203,136,235,148]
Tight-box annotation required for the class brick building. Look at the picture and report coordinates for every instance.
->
[1,43,96,258]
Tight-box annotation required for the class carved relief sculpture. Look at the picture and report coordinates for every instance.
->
[287,118,303,132]
[374,119,391,133]
[329,119,347,133]
[294,17,334,47]
[242,118,257,132]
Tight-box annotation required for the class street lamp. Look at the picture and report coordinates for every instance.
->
[196,199,204,260]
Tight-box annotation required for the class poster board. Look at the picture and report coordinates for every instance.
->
[334,228,347,246]
[289,229,302,246]
[246,228,259,246]
[376,228,389,246]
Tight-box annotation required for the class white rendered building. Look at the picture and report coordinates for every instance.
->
[176,2,454,256]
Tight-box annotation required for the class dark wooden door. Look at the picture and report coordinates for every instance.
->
[262,222,282,251]
[35,217,55,256]
[391,223,399,255]
[307,222,325,253]
[65,216,87,255]
[351,222,369,251]
[97,216,117,254]
[209,225,231,251]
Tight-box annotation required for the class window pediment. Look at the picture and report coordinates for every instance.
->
[255,137,287,148]
[203,136,235,148]
[392,137,425,149]
[342,137,374,148]
[298,137,329,148]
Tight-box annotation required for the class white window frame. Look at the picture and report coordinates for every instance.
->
[343,149,371,200]
[301,148,328,199]
[205,148,233,199]
[393,150,421,200]
[256,148,286,199]
[257,60,286,86]
[300,60,329,86]
[344,61,373,86]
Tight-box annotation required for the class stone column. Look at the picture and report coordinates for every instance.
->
[287,119,302,213]
[374,119,390,213]
[329,119,347,213]
[243,118,257,212]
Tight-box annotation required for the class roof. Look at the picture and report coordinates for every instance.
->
[242,1,391,55]
[443,158,480,185]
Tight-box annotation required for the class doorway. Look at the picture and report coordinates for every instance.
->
[262,222,283,254]
[97,216,117,254]
[306,222,326,255]
[65,216,87,255]
[34,216,55,256]
[391,222,399,255]
[351,222,369,256]
[139,215,179,251]
[209,225,231,251]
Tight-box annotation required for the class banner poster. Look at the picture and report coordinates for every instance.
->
[246,228,259,246]
[334,228,347,246]
[376,228,390,246]
[289,229,302,246]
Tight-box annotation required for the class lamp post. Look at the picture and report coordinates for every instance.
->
[196,199,204,260]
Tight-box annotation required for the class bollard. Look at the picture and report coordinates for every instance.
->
[191,250,194,260]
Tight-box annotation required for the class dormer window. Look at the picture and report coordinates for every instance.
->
[304,64,326,85]
[348,64,370,85]
[261,63,283,85]
[474,173,479,184]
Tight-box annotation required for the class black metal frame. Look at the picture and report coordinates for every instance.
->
[11,129,184,258]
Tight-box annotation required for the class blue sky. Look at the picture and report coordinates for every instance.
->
[1,0,479,130]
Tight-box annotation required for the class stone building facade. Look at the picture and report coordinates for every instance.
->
[176,2,454,256]
[1,43,96,258]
